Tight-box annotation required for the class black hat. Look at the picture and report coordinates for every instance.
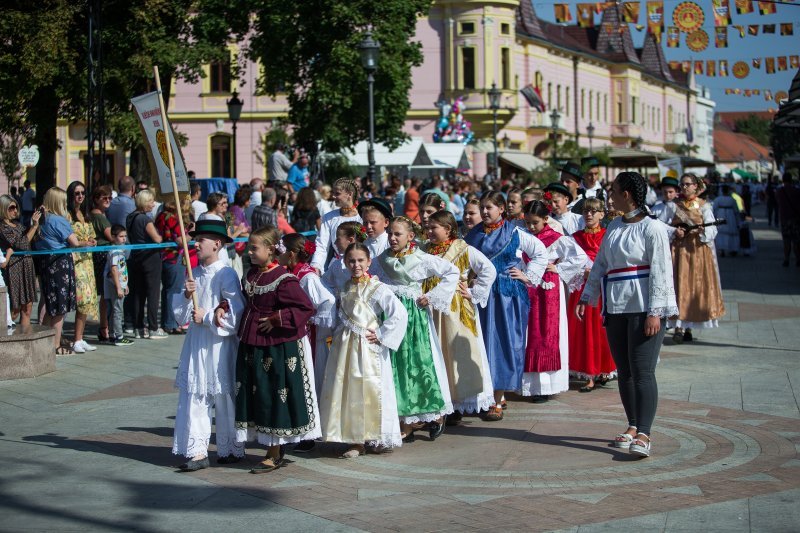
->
[358,197,393,220]
[581,156,600,169]
[544,182,574,202]
[559,162,583,182]
[189,219,232,243]
[660,177,680,190]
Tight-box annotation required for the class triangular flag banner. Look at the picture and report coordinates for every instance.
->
[707,59,716,76]
[752,57,761,68]
[734,88,741,94]
[725,88,732,94]
[748,24,759,35]
[754,89,760,95]
[555,4,573,22]
[763,24,776,33]
[577,3,595,27]
[745,89,752,96]
[719,59,729,76]
[623,2,641,22]
[736,0,754,14]
[766,56,775,73]
[733,24,746,37]
[715,27,729,46]
[694,60,704,74]
[647,1,664,41]
[667,26,681,46]
[778,56,787,70]
[682,60,691,72]
[758,1,776,14]
[791,55,800,68]
[764,90,772,100]
[780,23,794,35]
[594,3,607,15]
[713,0,732,26]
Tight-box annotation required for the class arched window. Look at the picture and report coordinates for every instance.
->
[210,134,232,177]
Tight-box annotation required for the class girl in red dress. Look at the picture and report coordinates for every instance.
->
[567,198,615,392]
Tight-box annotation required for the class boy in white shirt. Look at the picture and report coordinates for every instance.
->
[545,182,585,235]
[358,198,392,259]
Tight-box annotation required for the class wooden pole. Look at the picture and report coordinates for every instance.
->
[153,66,198,309]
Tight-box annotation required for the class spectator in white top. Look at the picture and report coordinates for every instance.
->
[190,182,207,221]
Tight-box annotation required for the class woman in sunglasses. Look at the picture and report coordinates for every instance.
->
[0,194,40,327]
[67,181,99,353]
[90,185,114,343]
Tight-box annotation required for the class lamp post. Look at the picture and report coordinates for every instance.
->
[359,31,380,188]
[488,82,501,180]
[550,108,561,168]
[587,122,595,154]
[226,90,243,179]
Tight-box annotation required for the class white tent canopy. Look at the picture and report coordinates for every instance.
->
[423,143,471,170]
[499,151,546,172]
[344,137,432,168]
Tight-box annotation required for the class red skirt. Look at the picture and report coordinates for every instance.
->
[567,290,615,377]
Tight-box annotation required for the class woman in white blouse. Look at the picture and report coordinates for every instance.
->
[577,172,678,459]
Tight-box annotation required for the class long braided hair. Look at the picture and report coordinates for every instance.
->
[614,172,649,211]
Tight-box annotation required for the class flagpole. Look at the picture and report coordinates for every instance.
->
[153,66,198,310]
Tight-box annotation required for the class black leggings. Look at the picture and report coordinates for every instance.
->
[604,313,666,436]
[128,253,162,331]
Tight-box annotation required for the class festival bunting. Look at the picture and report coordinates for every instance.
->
[715,27,728,47]
[791,56,800,68]
[687,29,710,51]
[673,2,705,32]
[707,60,716,76]
[778,56,788,71]
[733,25,746,37]
[647,1,664,41]
[735,0,754,14]
[765,90,772,100]
[725,88,733,94]
[752,58,761,68]
[744,89,752,96]
[577,4,595,27]
[748,24,759,35]
[682,60,691,72]
[719,60,729,76]
[555,4,573,23]
[668,60,681,69]
[694,60,704,74]
[758,1,777,14]
[623,2,641,22]
[754,89,760,95]
[766,57,775,73]
[775,91,789,103]
[712,0,732,26]
[734,88,741,94]
[763,24,776,33]
[667,26,681,46]
[732,61,750,78]
[780,23,794,35]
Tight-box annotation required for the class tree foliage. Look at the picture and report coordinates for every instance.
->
[771,124,800,167]
[241,0,432,153]
[734,115,771,146]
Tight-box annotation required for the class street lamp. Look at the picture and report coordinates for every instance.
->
[550,108,561,168]
[587,122,595,154]
[488,82,501,180]
[226,90,243,179]
[359,31,380,188]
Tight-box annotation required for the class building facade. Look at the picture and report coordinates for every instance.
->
[39,0,705,191]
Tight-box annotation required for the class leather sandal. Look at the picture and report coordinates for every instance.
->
[629,433,651,457]
[250,456,282,473]
[483,405,504,421]
[614,426,637,449]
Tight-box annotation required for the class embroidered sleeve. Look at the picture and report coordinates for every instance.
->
[300,274,336,328]
[203,268,245,336]
[645,221,679,317]
[466,246,496,308]
[517,229,547,287]
[580,243,607,307]
[699,203,717,244]
[372,285,409,351]
[553,237,589,294]
[310,216,332,271]
[420,253,459,314]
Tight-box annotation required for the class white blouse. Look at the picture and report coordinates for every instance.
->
[310,209,361,272]
[544,236,588,293]
[365,232,389,260]
[320,257,351,293]
[581,217,678,317]
[462,245,497,308]
[299,273,336,329]
[551,211,585,236]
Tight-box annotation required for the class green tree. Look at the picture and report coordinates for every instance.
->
[771,123,800,167]
[734,115,771,146]
[242,0,432,153]
[0,132,24,190]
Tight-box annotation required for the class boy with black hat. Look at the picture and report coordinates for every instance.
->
[580,157,604,200]
[559,162,583,212]
[172,219,246,472]
[544,182,585,235]
[652,175,681,225]
[358,197,393,259]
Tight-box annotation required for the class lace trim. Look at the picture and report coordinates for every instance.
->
[425,289,453,315]
[469,285,490,308]
[310,306,336,328]
[648,306,680,318]
[400,403,454,424]
[366,433,403,448]
[390,284,422,302]
[524,269,543,288]
[244,273,295,295]
[337,308,381,353]
[540,281,556,290]
[452,395,494,415]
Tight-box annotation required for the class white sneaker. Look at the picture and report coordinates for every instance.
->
[123,328,134,335]
[149,328,169,340]
[79,340,98,351]
[72,341,86,354]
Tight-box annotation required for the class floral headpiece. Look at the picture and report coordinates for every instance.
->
[356,225,368,240]
[303,239,316,256]
[543,191,553,202]
[275,240,287,254]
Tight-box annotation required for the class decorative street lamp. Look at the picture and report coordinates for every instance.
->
[226,90,244,179]
[488,82,501,180]
[550,108,561,168]
[359,31,380,188]
[587,122,595,154]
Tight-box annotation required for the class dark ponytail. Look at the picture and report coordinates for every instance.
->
[522,200,551,218]
[614,172,648,210]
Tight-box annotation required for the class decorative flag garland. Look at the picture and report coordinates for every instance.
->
[667,26,681,46]
[712,0,732,26]
[647,1,665,41]
[673,1,705,32]
[715,26,729,46]
[758,1,777,14]
[687,28,710,50]
[736,0,754,14]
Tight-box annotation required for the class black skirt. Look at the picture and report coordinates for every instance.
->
[40,254,77,317]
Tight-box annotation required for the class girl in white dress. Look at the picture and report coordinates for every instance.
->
[310,178,361,273]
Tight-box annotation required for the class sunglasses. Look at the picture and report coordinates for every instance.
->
[680,183,695,188]
[9,205,18,211]
[99,196,112,200]
[74,191,86,196]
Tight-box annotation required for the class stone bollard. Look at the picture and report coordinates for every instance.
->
[0,287,57,380]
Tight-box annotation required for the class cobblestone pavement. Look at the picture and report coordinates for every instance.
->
[1,206,798,532]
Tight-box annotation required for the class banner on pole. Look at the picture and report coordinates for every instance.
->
[658,157,683,180]
[131,91,189,195]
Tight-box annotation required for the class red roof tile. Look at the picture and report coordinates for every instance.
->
[713,127,771,162]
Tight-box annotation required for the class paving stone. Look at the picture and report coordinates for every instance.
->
[658,485,704,496]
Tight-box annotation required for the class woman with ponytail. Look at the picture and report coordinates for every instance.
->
[577,172,678,458]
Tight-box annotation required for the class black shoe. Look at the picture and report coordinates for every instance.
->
[216,455,242,464]
[683,330,693,342]
[445,411,463,426]
[179,457,210,472]
[531,395,549,403]
[402,431,416,443]
[579,385,595,393]
[428,420,446,441]
[294,440,316,453]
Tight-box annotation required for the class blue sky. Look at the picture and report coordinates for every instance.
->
[531,0,799,111]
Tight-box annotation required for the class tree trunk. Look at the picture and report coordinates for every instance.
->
[128,144,151,183]
[30,85,59,206]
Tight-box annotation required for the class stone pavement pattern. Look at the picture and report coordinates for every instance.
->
[1,209,799,532]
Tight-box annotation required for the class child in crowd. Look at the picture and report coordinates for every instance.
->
[544,183,584,235]
[419,193,447,228]
[320,243,409,457]
[311,178,361,273]
[235,225,320,473]
[371,216,459,441]
[172,219,245,472]
[505,188,524,221]
[103,225,132,346]
[461,198,482,234]
[520,201,587,403]
[321,221,367,292]
[423,211,496,418]
[358,198,392,259]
